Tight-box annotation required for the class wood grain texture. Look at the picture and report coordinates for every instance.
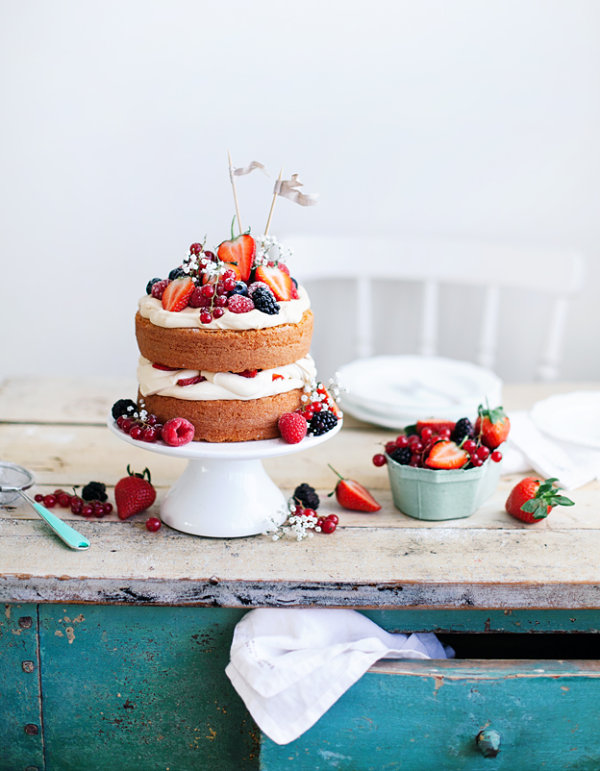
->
[1,377,599,609]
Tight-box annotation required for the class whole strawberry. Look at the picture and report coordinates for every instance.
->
[475,405,511,449]
[115,466,157,520]
[328,464,381,512]
[505,476,574,524]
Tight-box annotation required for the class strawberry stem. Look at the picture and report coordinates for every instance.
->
[327,464,345,481]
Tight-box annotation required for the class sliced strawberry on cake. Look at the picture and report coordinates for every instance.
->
[217,234,256,282]
[254,265,295,301]
[161,277,195,312]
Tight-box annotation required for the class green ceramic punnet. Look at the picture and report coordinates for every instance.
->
[386,450,502,521]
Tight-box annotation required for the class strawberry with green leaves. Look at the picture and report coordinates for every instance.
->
[505,477,574,524]
[475,405,511,449]
[115,466,157,520]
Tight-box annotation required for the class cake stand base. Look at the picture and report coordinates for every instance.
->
[160,457,287,537]
[107,418,342,538]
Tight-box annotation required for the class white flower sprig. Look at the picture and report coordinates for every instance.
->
[264,501,320,541]
[254,234,294,268]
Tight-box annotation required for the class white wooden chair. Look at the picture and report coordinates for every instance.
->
[284,235,585,381]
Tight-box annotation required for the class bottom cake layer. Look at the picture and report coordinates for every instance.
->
[139,388,304,442]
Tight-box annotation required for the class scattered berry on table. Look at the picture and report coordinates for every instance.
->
[114,466,156,520]
[111,399,138,421]
[372,453,387,467]
[491,450,503,463]
[278,412,308,444]
[505,477,574,524]
[161,417,195,446]
[318,517,337,534]
[146,517,162,532]
[81,481,107,502]
[252,285,280,315]
[293,483,320,510]
[43,495,57,508]
[308,411,338,437]
[34,494,44,502]
[328,465,381,512]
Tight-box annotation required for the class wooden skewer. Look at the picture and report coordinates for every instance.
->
[227,150,243,235]
[264,168,283,235]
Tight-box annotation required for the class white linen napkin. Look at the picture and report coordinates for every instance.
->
[503,411,600,490]
[225,608,452,745]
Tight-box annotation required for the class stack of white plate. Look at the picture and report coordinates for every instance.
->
[337,356,503,430]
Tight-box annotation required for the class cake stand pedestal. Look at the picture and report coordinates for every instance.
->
[107,420,342,538]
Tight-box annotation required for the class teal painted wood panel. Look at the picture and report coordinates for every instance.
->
[363,609,600,634]
[0,604,44,771]
[37,605,259,771]
[260,660,600,770]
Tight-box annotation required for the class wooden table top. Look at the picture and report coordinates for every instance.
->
[1,377,599,610]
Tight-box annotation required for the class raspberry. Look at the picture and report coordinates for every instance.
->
[278,412,308,444]
[247,281,270,296]
[146,277,162,295]
[252,286,280,315]
[151,279,170,299]
[227,294,255,313]
[161,417,195,446]
[293,483,319,510]
[308,410,338,437]
[189,286,210,308]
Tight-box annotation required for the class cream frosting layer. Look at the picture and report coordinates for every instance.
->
[137,355,316,401]
[138,286,310,331]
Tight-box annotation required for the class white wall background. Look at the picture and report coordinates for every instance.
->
[1,0,599,383]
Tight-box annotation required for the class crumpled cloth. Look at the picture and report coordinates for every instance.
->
[226,608,452,745]
[501,411,600,490]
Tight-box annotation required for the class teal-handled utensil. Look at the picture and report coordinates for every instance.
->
[0,461,90,550]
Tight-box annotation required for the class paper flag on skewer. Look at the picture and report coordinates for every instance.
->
[273,174,319,206]
[232,161,267,176]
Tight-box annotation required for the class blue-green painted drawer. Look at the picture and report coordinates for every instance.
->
[260,658,600,770]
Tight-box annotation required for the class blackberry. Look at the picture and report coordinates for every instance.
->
[308,410,338,436]
[293,483,320,510]
[252,286,280,315]
[111,398,138,421]
[451,417,474,445]
[389,446,411,465]
[169,267,185,280]
[81,481,107,502]
[146,277,162,295]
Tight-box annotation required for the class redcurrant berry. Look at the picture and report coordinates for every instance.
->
[320,518,337,534]
[58,493,71,508]
[103,502,113,515]
[200,310,212,325]
[146,517,162,532]
[302,508,318,519]
[189,243,202,255]
[463,439,476,453]
[142,426,158,442]
[34,494,44,503]
[396,435,409,448]
[213,307,225,319]
[81,504,94,517]
[327,514,339,525]
[491,450,503,463]
[476,445,490,461]
[120,417,134,434]
[421,427,433,441]
[43,495,57,508]
[372,453,387,467]
[129,425,143,440]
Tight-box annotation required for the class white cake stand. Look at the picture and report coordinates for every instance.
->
[107,418,342,538]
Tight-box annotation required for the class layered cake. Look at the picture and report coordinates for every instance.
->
[133,232,338,442]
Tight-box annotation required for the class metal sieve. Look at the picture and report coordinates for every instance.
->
[0,461,90,550]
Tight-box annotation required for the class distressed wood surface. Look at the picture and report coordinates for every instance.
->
[1,377,599,609]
